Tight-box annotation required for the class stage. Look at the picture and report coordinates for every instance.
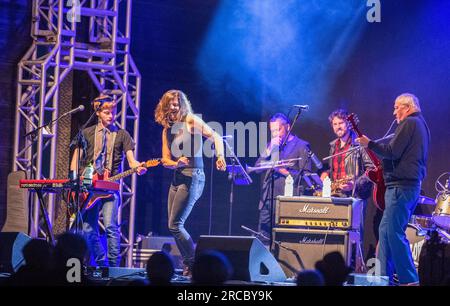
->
[1,0,450,287]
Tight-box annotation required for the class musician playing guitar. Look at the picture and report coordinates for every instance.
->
[357,93,430,286]
[69,95,147,267]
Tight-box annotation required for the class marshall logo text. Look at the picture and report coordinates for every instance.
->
[299,204,330,215]
[299,237,326,244]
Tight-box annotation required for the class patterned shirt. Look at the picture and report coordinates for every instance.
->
[332,137,352,181]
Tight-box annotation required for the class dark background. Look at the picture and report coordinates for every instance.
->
[1,0,449,243]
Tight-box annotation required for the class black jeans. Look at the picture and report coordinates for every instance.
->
[167,168,205,267]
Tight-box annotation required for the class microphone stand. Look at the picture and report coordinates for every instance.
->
[323,133,362,198]
[24,107,84,139]
[322,134,394,162]
[321,133,395,194]
[322,132,395,194]
[208,145,214,235]
[229,157,236,236]
[223,137,252,236]
[241,225,299,253]
[69,108,98,234]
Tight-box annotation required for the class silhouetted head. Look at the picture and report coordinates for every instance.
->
[296,269,325,286]
[192,250,233,285]
[54,233,88,266]
[22,239,53,269]
[146,251,175,285]
[315,251,352,286]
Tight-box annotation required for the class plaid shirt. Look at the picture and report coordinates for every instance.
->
[332,138,352,181]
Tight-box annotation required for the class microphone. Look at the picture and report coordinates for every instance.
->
[308,149,323,169]
[293,105,309,111]
[62,105,85,117]
[26,105,85,138]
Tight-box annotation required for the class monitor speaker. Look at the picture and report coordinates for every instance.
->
[196,235,286,283]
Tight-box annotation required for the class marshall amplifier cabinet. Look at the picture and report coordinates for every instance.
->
[275,196,363,230]
[272,227,360,278]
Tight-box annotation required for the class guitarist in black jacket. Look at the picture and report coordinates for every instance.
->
[70,95,147,267]
[357,93,430,285]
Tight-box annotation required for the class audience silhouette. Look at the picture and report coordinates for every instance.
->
[192,250,233,285]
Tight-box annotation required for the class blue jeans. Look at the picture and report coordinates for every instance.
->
[168,168,205,268]
[82,193,121,267]
[378,186,420,284]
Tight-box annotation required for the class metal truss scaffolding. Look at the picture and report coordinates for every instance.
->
[12,0,142,267]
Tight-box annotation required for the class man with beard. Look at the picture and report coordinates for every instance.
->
[320,108,373,199]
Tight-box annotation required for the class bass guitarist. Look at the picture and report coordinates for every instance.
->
[69,95,147,267]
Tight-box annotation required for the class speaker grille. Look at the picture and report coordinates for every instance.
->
[272,228,360,278]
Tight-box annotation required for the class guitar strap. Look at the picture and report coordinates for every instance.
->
[106,131,117,173]
[93,125,117,175]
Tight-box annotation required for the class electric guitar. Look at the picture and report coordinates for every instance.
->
[71,159,160,211]
[346,114,386,211]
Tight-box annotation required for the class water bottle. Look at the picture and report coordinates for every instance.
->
[284,174,294,197]
[322,176,331,197]
[83,163,94,186]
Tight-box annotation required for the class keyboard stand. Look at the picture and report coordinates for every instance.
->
[34,188,56,246]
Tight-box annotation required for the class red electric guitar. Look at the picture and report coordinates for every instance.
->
[71,159,160,211]
[346,114,386,211]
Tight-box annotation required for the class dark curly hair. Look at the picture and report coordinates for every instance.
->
[328,108,349,125]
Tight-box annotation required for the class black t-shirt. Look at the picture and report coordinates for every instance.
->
[81,125,135,176]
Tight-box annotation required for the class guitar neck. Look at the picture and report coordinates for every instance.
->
[352,126,363,138]
[104,159,159,182]
[107,168,136,182]
[348,116,381,168]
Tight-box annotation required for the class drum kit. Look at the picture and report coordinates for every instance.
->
[407,172,450,267]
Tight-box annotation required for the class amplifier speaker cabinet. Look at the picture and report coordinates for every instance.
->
[133,236,182,269]
[272,227,360,278]
[275,196,362,230]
